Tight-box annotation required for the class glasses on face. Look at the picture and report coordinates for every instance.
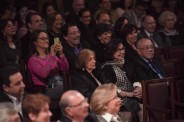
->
[68,31,81,36]
[38,37,49,41]
[137,45,154,50]
[116,47,125,52]
[68,98,88,108]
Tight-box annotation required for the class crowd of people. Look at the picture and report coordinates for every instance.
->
[0,0,184,121]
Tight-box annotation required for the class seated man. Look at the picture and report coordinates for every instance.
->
[134,38,167,81]
[0,66,25,118]
[59,90,98,122]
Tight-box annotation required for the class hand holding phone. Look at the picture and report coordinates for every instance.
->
[54,37,61,45]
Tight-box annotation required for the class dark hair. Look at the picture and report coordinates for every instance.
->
[95,10,110,21]
[0,66,20,87]
[41,1,57,20]
[25,11,40,29]
[120,24,138,40]
[28,30,48,57]
[47,12,63,31]
[78,8,91,18]
[114,17,129,38]
[95,23,112,37]
[106,38,123,60]
[62,23,77,36]
[119,0,134,9]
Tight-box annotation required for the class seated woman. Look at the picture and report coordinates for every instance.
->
[71,49,108,100]
[158,11,184,46]
[27,30,69,99]
[90,83,130,122]
[101,39,143,122]
[0,19,21,68]
[22,93,52,122]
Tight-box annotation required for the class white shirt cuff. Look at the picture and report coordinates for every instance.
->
[133,82,142,88]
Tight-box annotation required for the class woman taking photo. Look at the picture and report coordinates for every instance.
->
[101,39,143,122]
[27,30,69,99]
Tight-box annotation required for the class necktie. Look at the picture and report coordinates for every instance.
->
[148,60,164,77]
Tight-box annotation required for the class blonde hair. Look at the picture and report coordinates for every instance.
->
[90,83,117,114]
[158,11,177,27]
[75,49,95,69]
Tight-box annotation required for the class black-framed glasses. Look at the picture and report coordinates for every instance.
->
[68,98,88,108]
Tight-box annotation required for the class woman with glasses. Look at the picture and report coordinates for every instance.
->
[101,39,143,122]
[90,83,128,122]
[27,30,69,99]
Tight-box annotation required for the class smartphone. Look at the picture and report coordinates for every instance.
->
[54,37,61,45]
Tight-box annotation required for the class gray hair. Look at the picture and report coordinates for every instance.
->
[0,102,18,122]
[158,11,177,27]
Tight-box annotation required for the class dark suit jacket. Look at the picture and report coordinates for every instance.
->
[71,69,108,100]
[96,112,126,122]
[134,57,166,81]
[138,29,171,48]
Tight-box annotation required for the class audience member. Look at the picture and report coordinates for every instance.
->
[0,19,21,68]
[139,15,172,48]
[21,11,44,62]
[40,0,56,29]
[123,1,146,29]
[22,93,52,122]
[77,8,95,49]
[62,23,84,73]
[0,102,21,122]
[65,0,85,24]
[59,90,89,122]
[71,49,108,100]
[16,3,29,39]
[47,12,64,47]
[120,24,140,61]
[113,16,129,38]
[27,30,69,99]
[115,0,134,18]
[93,23,112,65]
[95,10,112,25]
[135,38,166,81]
[101,39,143,121]
[90,83,129,122]
[158,11,184,46]
[96,0,119,24]
[0,66,25,118]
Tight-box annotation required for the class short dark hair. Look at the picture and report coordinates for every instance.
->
[114,17,128,37]
[120,24,138,40]
[62,23,77,37]
[95,23,111,37]
[25,11,40,29]
[0,66,20,87]
[106,38,123,60]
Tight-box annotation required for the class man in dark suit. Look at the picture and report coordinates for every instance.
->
[59,90,97,122]
[138,15,171,48]
[135,38,166,81]
[0,66,25,118]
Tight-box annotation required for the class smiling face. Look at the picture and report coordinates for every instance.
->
[80,11,91,26]
[98,31,112,44]
[113,43,125,61]
[126,28,138,45]
[52,14,63,30]
[34,32,49,50]
[46,5,55,16]
[64,26,81,47]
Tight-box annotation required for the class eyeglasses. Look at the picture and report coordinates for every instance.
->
[68,31,80,36]
[38,37,49,41]
[137,45,154,50]
[116,47,125,52]
[68,98,88,107]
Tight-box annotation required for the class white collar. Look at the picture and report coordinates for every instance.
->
[6,93,23,103]
[101,113,114,122]
[144,30,152,37]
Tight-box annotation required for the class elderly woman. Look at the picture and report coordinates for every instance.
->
[71,49,108,100]
[101,39,143,122]
[0,19,21,68]
[120,24,140,61]
[27,30,69,99]
[158,11,184,46]
[90,83,128,122]
[22,94,52,122]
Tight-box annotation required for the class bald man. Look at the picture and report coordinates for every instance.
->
[60,90,90,122]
